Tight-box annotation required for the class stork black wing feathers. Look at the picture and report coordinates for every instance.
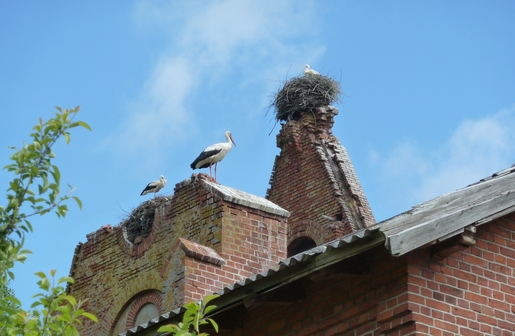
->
[140,182,156,195]
[190,149,222,169]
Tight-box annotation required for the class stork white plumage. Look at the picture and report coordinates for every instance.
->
[190,131,236,181]
[140,175,167,198]
[304,64,320,76]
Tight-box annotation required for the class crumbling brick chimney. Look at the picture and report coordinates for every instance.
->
[266,106,375,255]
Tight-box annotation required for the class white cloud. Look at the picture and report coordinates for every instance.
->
[105,0,324,168]
[376,105,515,206]
[102,56,193,168]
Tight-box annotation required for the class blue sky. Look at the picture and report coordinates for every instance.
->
[1,1,514,309]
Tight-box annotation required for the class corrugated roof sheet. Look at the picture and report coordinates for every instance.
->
[120,227,378,335]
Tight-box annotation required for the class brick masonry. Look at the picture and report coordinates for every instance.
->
[68,174,287,335]
[67,101,515,335]
[212,214,515,336]
[267,106,375,247]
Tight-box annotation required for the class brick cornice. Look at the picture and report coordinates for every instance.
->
[179,238,225,266]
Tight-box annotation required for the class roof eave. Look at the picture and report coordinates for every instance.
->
[121,228,385,335]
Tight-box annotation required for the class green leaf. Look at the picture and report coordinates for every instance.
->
[204,304,217,315]
[5,295,21,306]
[51,165,61,183]
[38,277,50,291]
[34,271,46,279]
[72,196,82,210]
[30,301,43,308]
[57,312,74,323]
[69,121,92,131]
[158,324,180,332]
[203,294,219,303]
[41,174,49,193]
[58,276,74,285]
[64,295,77,306]
[207,318,219,332]
[81,312,98,322]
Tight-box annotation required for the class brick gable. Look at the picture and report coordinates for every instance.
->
[68,174,288,334]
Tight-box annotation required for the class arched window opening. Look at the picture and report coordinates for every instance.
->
[110,291,163,336]
[134,303,159,326]
[287,236,317,257]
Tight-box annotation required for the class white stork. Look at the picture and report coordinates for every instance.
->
[304,64,320,76]
[190,131,236,181]
[140,175,167,198]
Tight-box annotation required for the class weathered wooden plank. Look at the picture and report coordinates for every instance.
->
[385,190,515,256]
[380,168,515,237]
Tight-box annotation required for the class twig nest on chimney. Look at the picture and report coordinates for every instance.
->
[270,74,342,122]
[124,197,167,244]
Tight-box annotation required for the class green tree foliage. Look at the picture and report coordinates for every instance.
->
[0,280,21,318]
[0,107,97,335]
[158,294,219,336]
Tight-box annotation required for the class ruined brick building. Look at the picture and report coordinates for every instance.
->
[69,90,515,335]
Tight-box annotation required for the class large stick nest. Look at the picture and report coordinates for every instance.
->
[124,197,168,244]
[270,74,342,122]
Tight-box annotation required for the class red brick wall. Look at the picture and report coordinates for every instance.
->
[181,202,287,302]
[68,174,287,335]
[221,202,287,275]
[404,214,515,336]
[214,215,515,336]
[267,116,344,244]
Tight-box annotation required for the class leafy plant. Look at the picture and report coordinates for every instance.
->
[1,106,88,247]
[0,106,97,335]
[158,294,219,336]
[8,270,98,336]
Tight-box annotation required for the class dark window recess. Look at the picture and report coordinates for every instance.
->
[287,236,317,257]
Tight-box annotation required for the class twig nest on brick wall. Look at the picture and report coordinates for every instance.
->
[124,197,167,244]
[270,74,342,122]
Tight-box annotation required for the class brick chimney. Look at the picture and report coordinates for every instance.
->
[165,175,289,304]
[266,106,375,254]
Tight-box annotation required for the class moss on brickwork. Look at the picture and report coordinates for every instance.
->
[68,175,288,334]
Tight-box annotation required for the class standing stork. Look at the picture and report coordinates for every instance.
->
[140,175,167,198]
[190,131,236,181]
[304,64,320,76]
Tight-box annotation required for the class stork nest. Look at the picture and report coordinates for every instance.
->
[270,74,342,122]
[124,197,167,244]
